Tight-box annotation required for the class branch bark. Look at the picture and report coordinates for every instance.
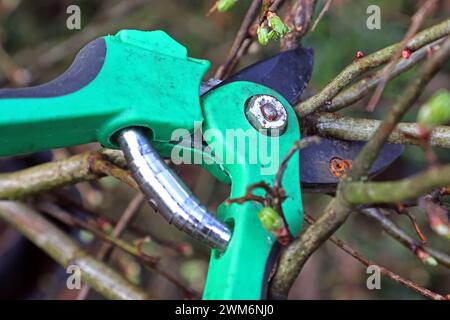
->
[0,201,151,300]
[0,150,134,200]
[342,165,450,204]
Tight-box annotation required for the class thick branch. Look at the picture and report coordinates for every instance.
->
[343,165,450,204]
[296,19,450,117]
[0,201,151,300]
[0,150,133,200]
[315,113,450,148]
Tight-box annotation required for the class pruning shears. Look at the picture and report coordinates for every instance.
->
[0,30,403,299]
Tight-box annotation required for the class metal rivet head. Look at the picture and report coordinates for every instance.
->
[245,94,288,136]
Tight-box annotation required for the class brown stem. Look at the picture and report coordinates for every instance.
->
[76,192,145,300]
[281,0,318,50]
[301,213,446,300]
[361,208,450,269]
[215,0,262,79]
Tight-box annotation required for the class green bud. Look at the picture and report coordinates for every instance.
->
[424,256,438,267]
[267,12,290,36]
[268,29,278,40]
[258,207,283,232]
[417,90,450,129]
[257,26,269,46]
[217,0,237,12]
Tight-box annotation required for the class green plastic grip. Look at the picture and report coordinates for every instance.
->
[0,30,209,156]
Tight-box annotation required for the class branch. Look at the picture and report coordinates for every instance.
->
[35,200,199,299]
[342,165,450,204]
[296,19,450,117]
[215,0,286,79]
[270,33,450,300]
[315,113,450,148]
[0,150,134,200]
[326,40,443,111]
[280,0,318,50]
[361,208,450,269]
[366,0,437,112]
[0,201,151,300]
[76,192,145,300]
[214,0,261,79]
[350,35,450,178]
[303,213,447,300]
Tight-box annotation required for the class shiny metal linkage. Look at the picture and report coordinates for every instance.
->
[118,128,231,251]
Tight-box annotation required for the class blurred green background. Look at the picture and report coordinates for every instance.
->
[0,0,448,299]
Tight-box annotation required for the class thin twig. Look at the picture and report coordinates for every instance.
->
[397,207,428,245]
[77,192,145,300]
[296,19,450,117]
[310,0,332,32]
[215,0,262,79]
[326,40,444,111]
[36,201,199,299]
[274,136,321,190]
[215,0,287,79]
[361,208,450,269]
[366,0,437,112]
[301,213,447,300]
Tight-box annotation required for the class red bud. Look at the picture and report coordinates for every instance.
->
[402,49,412,59]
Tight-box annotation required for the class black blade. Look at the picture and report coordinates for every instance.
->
[219,47,314,105]
[300,137,404,185]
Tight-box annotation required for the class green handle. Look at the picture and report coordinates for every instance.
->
[0,30,209,156]
[200,82,303,299]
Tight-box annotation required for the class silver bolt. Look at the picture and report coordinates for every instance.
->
[245,95,288,136]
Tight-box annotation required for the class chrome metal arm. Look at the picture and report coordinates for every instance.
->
[117,128,231,251]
